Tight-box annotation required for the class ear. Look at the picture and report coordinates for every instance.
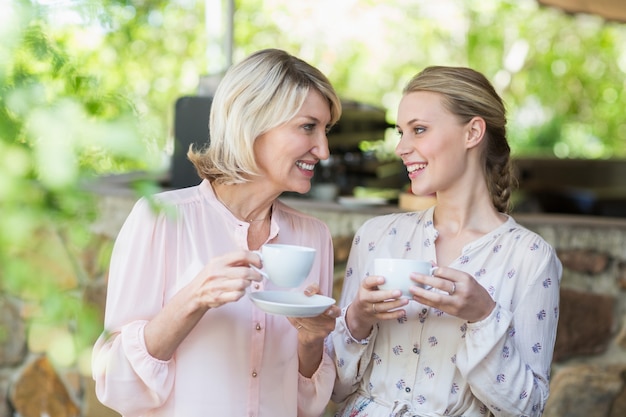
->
[465,116,486,149]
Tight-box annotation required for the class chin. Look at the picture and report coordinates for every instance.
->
[411,185,434,197]
[287,183,312,195]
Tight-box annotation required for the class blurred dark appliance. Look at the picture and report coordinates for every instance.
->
[320,100,401,196]
[514,158,626,217]
[171,96,212,189]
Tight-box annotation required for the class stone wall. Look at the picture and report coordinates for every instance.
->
[1,191,626,416]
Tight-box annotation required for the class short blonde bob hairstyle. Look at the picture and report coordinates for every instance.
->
[188,48,342,184]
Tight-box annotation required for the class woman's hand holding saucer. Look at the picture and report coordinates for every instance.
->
[288,285,341,344]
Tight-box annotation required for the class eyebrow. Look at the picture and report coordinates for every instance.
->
[300,114,333,128]
[396,118,426,128]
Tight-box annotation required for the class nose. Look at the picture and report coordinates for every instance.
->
[395,132,411,158]
[312,132,330,161]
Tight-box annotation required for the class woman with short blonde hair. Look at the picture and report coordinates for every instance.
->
[94,48,343,417]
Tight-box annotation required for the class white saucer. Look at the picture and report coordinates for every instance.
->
[249,291,336,317]
[337,196,389,207]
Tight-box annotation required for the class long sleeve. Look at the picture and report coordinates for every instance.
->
[92,198,176,416]
[456,241,562,416]
[330,229,379,403]
[330,308,379,403]
[297,347,336,417]
[297,225,338,417]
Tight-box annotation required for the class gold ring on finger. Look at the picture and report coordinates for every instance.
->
[449,282,456,296]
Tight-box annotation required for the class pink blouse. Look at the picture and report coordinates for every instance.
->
[92,180,336,417]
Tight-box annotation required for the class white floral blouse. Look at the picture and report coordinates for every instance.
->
[330,206,562,417]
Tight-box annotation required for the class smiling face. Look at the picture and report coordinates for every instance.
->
[395,91,477,197]
[254,89,332,195]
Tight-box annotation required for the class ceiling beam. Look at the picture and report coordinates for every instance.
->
[538,0,626,23]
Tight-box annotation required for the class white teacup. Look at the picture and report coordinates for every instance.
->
[374,258,435,298]
[253,244,316,288]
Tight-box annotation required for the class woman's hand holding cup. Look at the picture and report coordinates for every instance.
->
[251,244,316,288]
[375,258,435,297]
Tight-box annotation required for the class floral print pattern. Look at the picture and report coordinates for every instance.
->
[331,207,562,417]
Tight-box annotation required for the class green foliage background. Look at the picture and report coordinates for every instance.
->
[1,0,625,369]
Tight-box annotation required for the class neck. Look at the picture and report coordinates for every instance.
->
[433,198,504,235]
[213,183,272,223]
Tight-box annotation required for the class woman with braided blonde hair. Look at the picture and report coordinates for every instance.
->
[330,66,562,416]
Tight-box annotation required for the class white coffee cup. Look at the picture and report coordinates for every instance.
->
[374,258,435,298]
[252,244,316,288]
